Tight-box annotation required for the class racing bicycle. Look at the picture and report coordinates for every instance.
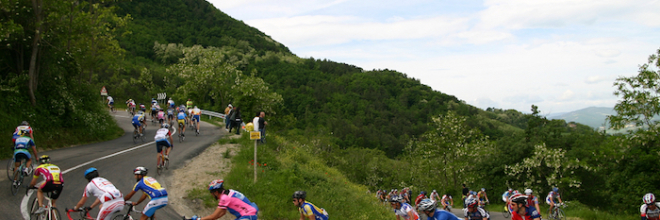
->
[502,204,511,218]
[133,126,145,144]
[178,121,185,143]
[157,151,169,176]
[548,203,566,220]
[9,157,32,195]
[113,202,154,220]
[29,188,62,220]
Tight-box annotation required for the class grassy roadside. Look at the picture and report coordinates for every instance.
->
[187,133,392,219]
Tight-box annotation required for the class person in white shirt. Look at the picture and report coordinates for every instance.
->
[72,168,124,220]
[253,112,260,132]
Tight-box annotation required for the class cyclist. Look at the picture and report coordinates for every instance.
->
[167,107,175,124]
[124,167,168,220]
[139,103,147,113]
[524,189,541,216]
[126,99,136,114]
[464,191,477,208]
[29,155,64,214]
[441,193,454,210]
[177,108,187,137]
[190,179,258,220]
[477,188,489,207]
[292,190,328,220]
[418,199,460,220]
[155,124,174,165]
[463,197,489,220]
[13,130,38,179]
[157,107,166,125]
[107,95,114,111]
[390,195,420,220]
[510,193,541,220]
[415,191,427,208]
[430,190,440,202]
[545,187,563,217]
[13,121,34,144]
[73,168,124,220]
[192,106,202,133]
[641,193,660,220]
[150,101,158,121]
[167,97,175,109]
[132,110,145,136]
[186,99,194,109]
[502,188,513,203]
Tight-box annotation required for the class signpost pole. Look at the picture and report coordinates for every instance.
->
[254,139,257,183]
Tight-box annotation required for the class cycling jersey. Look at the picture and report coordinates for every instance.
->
[132,115,142,127]
[33,163,63,185]
[140,105,146,111]
[14,136,35,150]
[511,206,541,220]
[154,128,171,141]
[641,203,660,220]
[545,191,560,204]
[84,177,123,203]
[133,176,168,199]
[107,96,114,104]
[526,195,539,206]
[177,112,187,120]
[394,203,419,220]
[502,191,512,202]
[217,189,259,218]
[430,192,439,201]
[14,125,33,135]
[299,201,328,220]
[428,209,460,220]
[157,111,165,120]
[441,195,452,205]
[464,207,490,219]
[415,194,425,206]
[167,109,175,116]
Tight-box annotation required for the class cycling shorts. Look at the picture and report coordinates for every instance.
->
[109,101,114,105]
[97,199,124,220]
[192,115,200,122]
[132,120,141,128]
[237,216,258,220]
[156,140,172,153]
[168,114,174,120]
[40,181,64,200]
[143,197,168,217]
[178,119,185,126]
[14,150,30,162]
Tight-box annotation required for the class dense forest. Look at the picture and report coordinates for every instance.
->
[3,0,660,217]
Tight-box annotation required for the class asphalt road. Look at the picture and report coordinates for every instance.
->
[0,112,222,220]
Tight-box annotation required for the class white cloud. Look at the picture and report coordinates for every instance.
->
[559,89,575,100]
[585,76,608,84]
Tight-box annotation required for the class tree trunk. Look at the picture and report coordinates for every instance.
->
[28,0,43,106]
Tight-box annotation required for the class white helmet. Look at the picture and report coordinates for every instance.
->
[525,189,533,195]
[644,193,656,205]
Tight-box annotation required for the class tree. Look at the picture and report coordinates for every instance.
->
[608,48,660,130]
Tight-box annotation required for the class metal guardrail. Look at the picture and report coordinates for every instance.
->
[201,109,246,128]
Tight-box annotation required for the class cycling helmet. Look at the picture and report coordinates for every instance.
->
[510,193,528,205]
[513,190,520,194]
[553,187,559,192]
[508,188,513,193]
[471,191,477,195]
[433,189,437,193]
[84,167,99,181]
[481,188,486,192]
[389,195,403,203]
[208,179,224,191]
[38,155,50,164]
[420,191,427,195]
[525,189,533,195]
[466,198,478,208]
[644,193,656,205]
[21,121,29,126]
[161,123,169,128]
[293,191,306,199]
[133,166,148,175]
[418,199,437,212]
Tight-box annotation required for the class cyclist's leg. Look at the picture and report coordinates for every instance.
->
[97,199,124,220]
[165,141,172,157]
[156,141,164,166]
[194,115,200,131]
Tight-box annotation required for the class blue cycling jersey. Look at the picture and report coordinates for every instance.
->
[133,176,168,199]
[177,112,187,120]
[428,209,460,220]
[14,137,35,150]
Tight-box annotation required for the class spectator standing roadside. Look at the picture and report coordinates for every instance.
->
[252,112,260,132]
[259,112,267,144]
[228,106,237,133]
[462,184,469,205]
[233,107,242,135]
[224,104,233,131]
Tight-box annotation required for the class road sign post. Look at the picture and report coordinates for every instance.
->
[250,131,261,183]
[101,86,108,96]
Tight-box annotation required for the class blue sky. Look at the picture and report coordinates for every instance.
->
[208,0,660,114]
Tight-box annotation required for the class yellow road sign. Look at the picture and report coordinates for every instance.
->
[250,131,261,140]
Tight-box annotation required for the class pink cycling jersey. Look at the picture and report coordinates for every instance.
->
[217,190,258,217]
[157,111,165,119]
[33,163,63,185]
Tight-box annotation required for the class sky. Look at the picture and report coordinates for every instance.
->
[207,0,660,114]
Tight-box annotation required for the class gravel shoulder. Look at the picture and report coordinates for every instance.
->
[166,135,240,220]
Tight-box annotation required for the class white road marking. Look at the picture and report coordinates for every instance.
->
[20,124,177,220]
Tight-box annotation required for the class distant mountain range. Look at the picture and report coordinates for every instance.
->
[547,107,614,129]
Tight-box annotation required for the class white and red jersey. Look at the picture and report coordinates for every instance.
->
[394,203,419,220]
[83,177,123,203]
[430,192,440,201]
[154,128,171,141]
[14,125,33,135]
[641,203,660,220]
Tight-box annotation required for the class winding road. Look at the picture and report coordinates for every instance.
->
[0,112,222,220]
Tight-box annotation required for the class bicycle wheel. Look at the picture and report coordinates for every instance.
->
[503,206,511,218]
[29,197,39,220]
[157,163,163,175]
[140,132,146,142]
[112,214,128,220]
[558,209,566,220]
[11,164,24,195]
[164,158,169,170]
[6,158,13,180]
[133,131,139,144]
[51,208,62,220]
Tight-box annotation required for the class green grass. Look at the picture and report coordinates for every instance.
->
[188,134,392,219]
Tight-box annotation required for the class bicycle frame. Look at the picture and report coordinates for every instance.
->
[31,191,61,220]
[66,208,93,220]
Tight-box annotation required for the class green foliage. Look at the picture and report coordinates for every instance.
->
[609,48,660,130]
